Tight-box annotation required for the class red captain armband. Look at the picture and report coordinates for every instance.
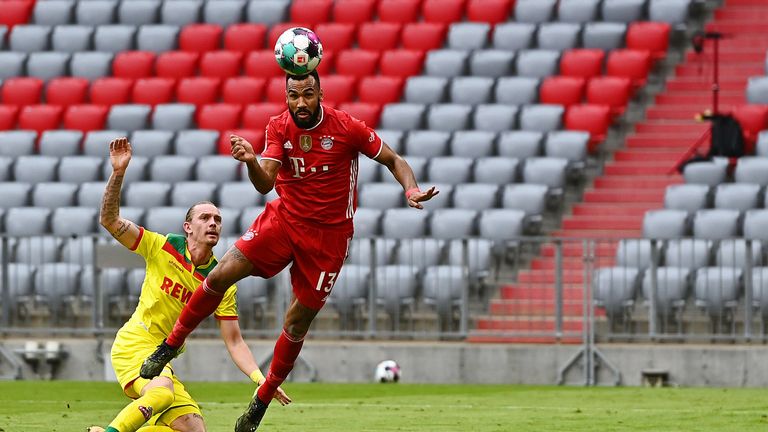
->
[405,188,420,200]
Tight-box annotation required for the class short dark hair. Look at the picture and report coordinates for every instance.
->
[285,69,321,89]
[185,201,216,223]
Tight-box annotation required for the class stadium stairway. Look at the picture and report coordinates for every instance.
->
[470,0,768,344]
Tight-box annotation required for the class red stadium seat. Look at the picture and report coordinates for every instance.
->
[466,0,512,24]
[560,49,605,79]
[219,129,265,155]
[113,51,156,79]
[335,50,380,79]
[46,78,89,106]
[177,77,221,106]
[378,0,422,24]
[732,104,768,153]
[339,102,382,128]
[224,23,267,52]
[200,51,243,78]
[18,105,63,133]
[401,23,447,52]
[321,75,357,104]
[332,0,376,24]
[357,22,402,52]
[90,78,134,106]
[586,76,632,117]
[315,23,356,52]
[179,24,223,53]
[539,76,586,107]
[314,50,336,75]
[565,104,611,152]
[266,77,286,104]
[63,104,109,132]
[242,103,284,130]
[626,22,671,61]
[222,77,266,105]
[379,50,425,78]
[290,0,333,26]
[2,77,44,106]
[155,51,199,79]
[244,50,285,78]
[197,104,243,131]
[358,76,404,104]
[0,1,33,28]
[606,49,651,88]
[422,0,465,24]
[132,78,176,105]
[0,106,19,130]
[268,23,310,49]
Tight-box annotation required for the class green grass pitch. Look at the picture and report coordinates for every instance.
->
[1,381,768,431]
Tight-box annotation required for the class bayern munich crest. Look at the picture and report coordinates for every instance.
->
[320,137,334,150]
[241,230,256,241]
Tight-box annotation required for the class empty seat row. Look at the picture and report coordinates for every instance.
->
[642,208,768,241]
[665,182,768,214]
[615,238,766,270]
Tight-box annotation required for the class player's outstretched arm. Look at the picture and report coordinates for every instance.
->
[230,134,281,195]
[375,143,439,210]
[219,320,292,405]
[99,137,142,249]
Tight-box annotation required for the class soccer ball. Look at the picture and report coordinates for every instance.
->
[374,360,401,383]
[274,27,323,76]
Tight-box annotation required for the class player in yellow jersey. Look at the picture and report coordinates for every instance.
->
[88,137,290,432]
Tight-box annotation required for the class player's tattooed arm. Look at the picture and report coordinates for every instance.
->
[100,137,142,249]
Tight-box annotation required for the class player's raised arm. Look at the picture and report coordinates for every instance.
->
[230,134,281,195]
[99,137,142,249]
[374,143,439,210]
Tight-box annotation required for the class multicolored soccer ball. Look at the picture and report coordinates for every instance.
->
[374,360,401,383]
[274,27,323,76]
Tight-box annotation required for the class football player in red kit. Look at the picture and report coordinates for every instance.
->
[140,69,438,431]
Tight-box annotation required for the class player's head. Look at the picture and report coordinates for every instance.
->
[183,201,222,247]
[286,70,323,129]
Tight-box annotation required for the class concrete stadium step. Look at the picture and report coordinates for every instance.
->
[582,188,666,202]
[656,93,746,105]
[571,202,658,216]
[474,317,584,332]
[489,299,585,315]
[634,122,708,135]
[561,215,643,231]
[613,149,688,162]
[591,176,682,190]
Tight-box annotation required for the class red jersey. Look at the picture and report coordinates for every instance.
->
[261,105,383,229]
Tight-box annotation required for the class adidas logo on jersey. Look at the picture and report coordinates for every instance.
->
[283,141,293,149]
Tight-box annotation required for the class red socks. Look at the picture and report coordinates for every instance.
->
[257,329,304,404]
[166,279,223,348]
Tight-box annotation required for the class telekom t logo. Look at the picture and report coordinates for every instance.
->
[289,157,305,178]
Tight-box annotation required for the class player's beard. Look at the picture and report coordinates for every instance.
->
[290,106,322,129]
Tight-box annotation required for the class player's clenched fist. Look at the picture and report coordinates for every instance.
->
[230,134,257,163]
[109,136,132,173]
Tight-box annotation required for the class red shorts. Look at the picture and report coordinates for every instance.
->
[234,201,353,311]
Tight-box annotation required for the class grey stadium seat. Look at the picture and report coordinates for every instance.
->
[751,268,768,321]
[473,157,518,185]
[0,131,37,157]
[756,133,768,157]
[108,105,152,132]
[468,50,515,78]
[425,49,470,77]
[385,155,426,184]
[665,239,712,270]
[136,25,179,53]
[694,266,742,331]
[428,157,473,185]
[642,266,690,328]
[51,25,94,52]
[683,161,728,186]
[14,156,58,183]
[353,207,382,237]
[426,104,472,132]
[61,237,97,265]
[422,265,467,327]
[602,0,647,23]
[129,130,174,157]
[744,209,768,241]
[76,0,118,26]
[664,184,710,213]
[0,53,27,80]
[404,131,449,158]
[492,23,536,51]
[522,157,568,188]
[149,156,196,182]
[118,0,161,25]
[583,22,627,50]
[0,157,11,182]
[544,131,588,161]
[125,182,172,207]
[716,239,762,267]
[496,77,540,106]
[734,157,768,185]
[747,77,768,105]
[374,265,419,321]
[218,208,242,236]
[447,238,494,281]
[347,238,397,266]
[430,209,477,240]
[328,264,370,329]
[515,0,557,23]
[479,209,525,240]
[0,26,6,50]
[357,155,380,183]
[502,184,548,215]
[359,183,404,210]
[380,104,426,131]
[161,0,203,26]
[376,129,404,155]
[52,207,98,235]
[58,156,103,183]
[77,182,107,207]
[593,267,640,329]
[516,50,561,78]
[5,207,51,236]
[32,182,78,209]
[537,23,582,51]
[93,25,136,53]
[421,182,452,210]
[693,209,741,240]
[39,130,83,157]
[71,52,114,81]
[519,105,564,132]
[203,0,245,27]
[174,130,219,157]
[197,156,241,183]
[396,239,445,271]
[642,209,688,239]
[473,104,518,132]
[0,182,32,208]
[649,0,692,24]
[34,1,75,26]
[615,239,656,269]
[218,182,262,209]
[447,23,490,50]
[382,209,429,239]
[246,0,289,26]
[558,0,601,23]
[14,236,61,264]
[9,25,51,52]
[83,130,129,157]
[145,207,187,235]
[450,77,494,105]
[450,131,495,158]
[714,183,760,211]
[404,77,447,104]
[99,157,143,183]
[239,206,265,233]
[27,52,71,82]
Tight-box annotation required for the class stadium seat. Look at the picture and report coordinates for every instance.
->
[714,183,761,211]
[404,130,450,158]
[359,183,404,210]
[520,105,564,133]
[642,210,689,239]
[626,22,671,61]
[382,209,429,239]
[479,209,525,240]
[34,0,75,26]
[447,23,489,50]
[15,156,59,184]
[5,207,51,236]
[495,77,539,105]
[18,105,63,134]
[453,184,499,210]
[560,49,605,79]
[664,184,711,213]
[27,52,72,82]
[75,0,117,25]
[601,0,646,23]
[196,156,241,183]
[450,131,495,158]
[82,130,127,157]
[558,0,601,23]
[694,267,742,332]
[583,22,627,50]
[145,207,188,234]
[586,77,632,117]
[537,23,582,51]
[564,104,612,150]
[289,0,332,25]
[335,50,380,79]
[405,76,447,104]
[177,77,221,106]
[118,0,161,25]
[180,24,222,52]
[467,0,512,24]
[450,77,494,105]
[544,131,589,161]
[0,107,19,130]
[380,103,426,131]
[136,25,180,53]
[113,51,156,79]
[0,131,36,157]
[244,50,285,78]
[352,208,381,238]
[540,76,586,107]
[51,25,94,53]
[473,104,518,132]
[716,239,762,268]
[498,131,543,159]
[197,104,242,131]
[683,161,728,186]
[732,105,768,151]
[402,22,447,52]
[426,104,472,132]
[377,0,421,23]
[149,156,196,182]
[241,103,283,131]
[32,182,78,208]
[174,130,219,157]
[593,267,640,330]
[517,0,558,23]
[649,0,692,24]
[77,181,108,207]
[70,52,113,81]
[125,182,171,207]
[58,156,103,183]
[93,25,137,53]
[607,49,652,88]
[129,130,174,157]
[339,103,381,128]
[218,182,262,209]
[9,25,52,52]
[90,78,133,106]
[615,239,655,269]
[63,105,109,132]
[0,52,27,81]
[430,209,478,240]
[516,50,561,79]
[747,78,768,105]
[159,0,202,26]
[0,1,32,29]
[428,157,473,185]
[734,157,768,185]
[522,157,568,188]
[424,49,470,77]
[492,23,536,51]
[315,23,355,52]
[320,75,357,104]
[155,51,199,79]
[2,77,44,106]
[107,104,152,131]
[170,181,217,207]
[379,50,425,78]
[222,23,266,52]
[46,78,89,106]
[468,50,515,78]
[204,0,245,27]
[0,182,31,208]
[131,78,175,106]
[200,51,243,79]
[221,77,265,105]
